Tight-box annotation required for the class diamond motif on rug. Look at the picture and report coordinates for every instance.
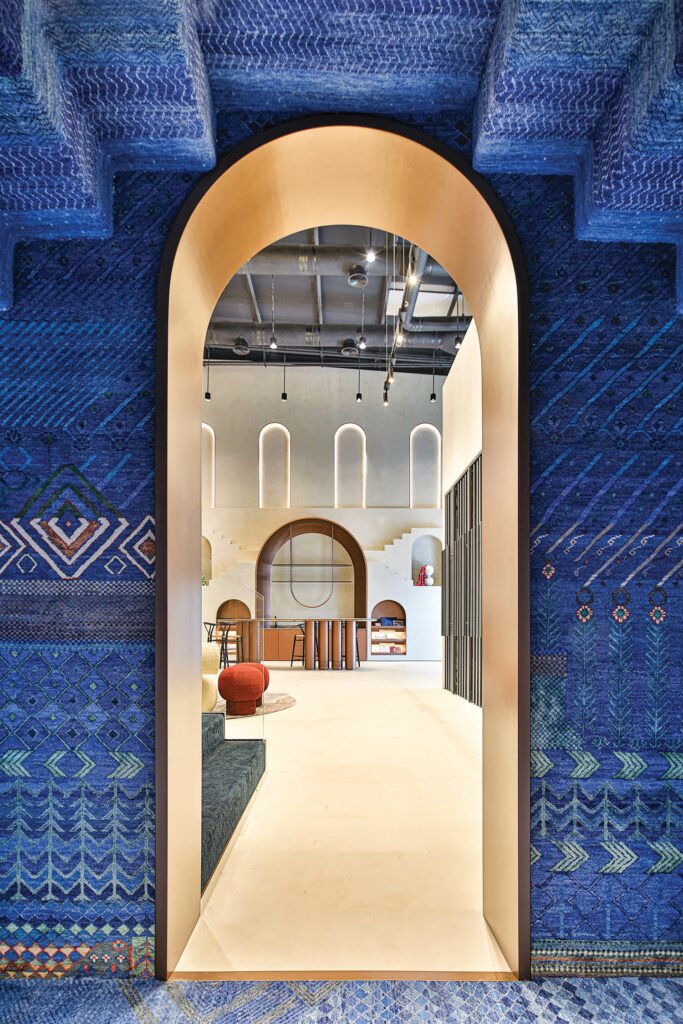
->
[119,515,155,578]
[10,465,128,579]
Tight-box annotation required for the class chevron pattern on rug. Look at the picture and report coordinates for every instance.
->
[0,2,681,310]
[1,977,683,1022]
[0,80,680,979]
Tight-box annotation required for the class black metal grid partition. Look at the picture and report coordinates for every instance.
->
[443,455,482,706]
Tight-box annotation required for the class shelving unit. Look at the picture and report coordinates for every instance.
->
[370,599,407,656]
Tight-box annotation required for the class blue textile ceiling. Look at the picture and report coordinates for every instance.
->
[0,0,681,980]
[0,1,681,311]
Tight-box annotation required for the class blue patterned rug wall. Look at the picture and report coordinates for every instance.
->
[488,173,682,976]
[1,978,683,1023]
[0,0,681,982]
[0,170,201,978]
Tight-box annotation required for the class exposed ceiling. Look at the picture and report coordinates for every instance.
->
[206,225,472,376]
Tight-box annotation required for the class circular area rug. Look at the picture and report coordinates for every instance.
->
[215,691,296,719]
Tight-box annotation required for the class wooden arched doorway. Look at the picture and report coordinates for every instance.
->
[156,116,530,978]
[256,517,367,619]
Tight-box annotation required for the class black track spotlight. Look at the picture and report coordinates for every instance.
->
[281,391,287,402]
[204,390,212,402]
[430,392,437,403]
[356,391,363,403]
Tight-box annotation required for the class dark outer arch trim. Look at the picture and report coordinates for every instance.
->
[255,515,368,619]
[155,113,531,981]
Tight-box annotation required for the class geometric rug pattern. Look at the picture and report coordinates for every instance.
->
[0,2,681,310]
[1,977,683,1023]
[0,1,681,981]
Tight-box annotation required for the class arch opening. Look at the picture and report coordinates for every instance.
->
[410,423,441,508]
[156,118,529,979]
[334,423,366,508]
[259,423,290,508]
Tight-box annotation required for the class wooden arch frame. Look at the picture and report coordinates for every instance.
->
[256,516,367,619]
[156,116,530,979]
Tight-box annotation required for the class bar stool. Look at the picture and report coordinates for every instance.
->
[218,621,244,668]
[203,622,215,642]
[290,622,319,667]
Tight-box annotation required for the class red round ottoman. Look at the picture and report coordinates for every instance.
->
[218,665,263,716]
[241,663,269,691]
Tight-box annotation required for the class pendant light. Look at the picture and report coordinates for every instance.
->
[269,275,278,349]
[356,288,364,402]
[357,287,367,351]
[204,343,212,401]
[365,226,376,265]
[430,348,437,403]
[281,350,287,402]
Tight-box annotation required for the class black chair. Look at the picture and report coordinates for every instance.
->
[218,621,244,668]
[203,621,216,642]
[290,622,319,667]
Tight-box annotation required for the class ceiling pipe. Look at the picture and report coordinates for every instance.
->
[236,244,449,280]
[209,323,451,347]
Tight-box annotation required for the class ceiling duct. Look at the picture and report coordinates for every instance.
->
[209,323,450,347]
[237,244,449,281]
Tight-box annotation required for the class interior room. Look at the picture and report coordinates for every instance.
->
[178,225,504,974]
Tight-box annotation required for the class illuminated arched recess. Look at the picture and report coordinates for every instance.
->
[201,423,215,508]
[334,423,366,508]
[157,118,530,979]
[410,423,441,509]
[259,423,290,508]
[201,536,212,582]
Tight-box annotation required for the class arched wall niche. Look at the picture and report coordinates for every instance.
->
[256,516,367,619]
[334,423,366,508]
[410,423,441,508]
[201,535,212,582]
[411,534,442,585]
[201,423,215,508]
[216,598,250,622]
[258,423,290,508]
[157,117,530,979]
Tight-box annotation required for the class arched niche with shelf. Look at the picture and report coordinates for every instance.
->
[411,534,442,586]
[370,599,407,656]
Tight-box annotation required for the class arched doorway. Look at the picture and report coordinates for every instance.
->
[156,117,529,978]
[256,517,367,620]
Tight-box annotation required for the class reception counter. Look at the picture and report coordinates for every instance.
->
[218,617,368,669]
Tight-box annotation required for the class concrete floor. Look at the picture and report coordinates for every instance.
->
[176,662,509,975]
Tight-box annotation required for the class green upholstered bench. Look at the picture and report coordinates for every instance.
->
[201,713,265,890]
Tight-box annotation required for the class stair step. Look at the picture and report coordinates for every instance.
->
[202,713,224,759]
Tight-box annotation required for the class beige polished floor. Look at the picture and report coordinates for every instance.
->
[176,661,510,975]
